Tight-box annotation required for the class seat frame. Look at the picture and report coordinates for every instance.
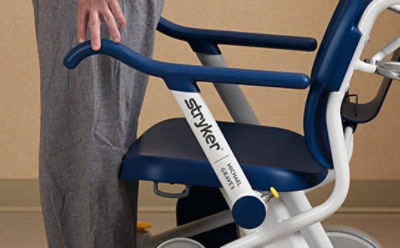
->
[64,0,400,247]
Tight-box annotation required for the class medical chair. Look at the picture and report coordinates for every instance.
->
[64,0,400,247]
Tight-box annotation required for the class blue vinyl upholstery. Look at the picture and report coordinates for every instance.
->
[120,119,328,192]
[304,0,372,168]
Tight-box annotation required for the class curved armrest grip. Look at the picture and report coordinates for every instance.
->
[64,39,310,92]
[157,18,318,54]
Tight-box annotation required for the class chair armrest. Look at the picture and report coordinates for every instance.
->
[64,40,310,92]
[157,17,318,55]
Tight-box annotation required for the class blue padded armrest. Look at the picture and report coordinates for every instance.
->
[157,18,318,55]
[64,40,310,92]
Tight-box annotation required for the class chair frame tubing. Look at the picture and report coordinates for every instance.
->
[140,1,400,247]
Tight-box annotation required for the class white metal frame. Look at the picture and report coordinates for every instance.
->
[172,90,264,210]
[137,1,400,247]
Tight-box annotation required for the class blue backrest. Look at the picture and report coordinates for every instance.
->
[304,0,372,168]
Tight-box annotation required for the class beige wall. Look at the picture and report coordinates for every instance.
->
[1,0,400,181]
[0,1,40,178]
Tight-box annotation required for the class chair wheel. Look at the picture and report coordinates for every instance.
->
[325,225,382,248]
[157,238,205,248]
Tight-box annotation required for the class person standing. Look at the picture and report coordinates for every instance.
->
[32,0,164,247]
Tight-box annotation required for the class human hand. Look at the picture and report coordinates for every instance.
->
[77,0,127,50]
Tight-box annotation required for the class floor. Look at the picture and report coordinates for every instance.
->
[0,212,398,247]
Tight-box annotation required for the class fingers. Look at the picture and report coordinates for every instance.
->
[103,10,121,42]
[90,12,101,50]
[77,0,126,50]
[108,0,126,27]
[77,5,88,43]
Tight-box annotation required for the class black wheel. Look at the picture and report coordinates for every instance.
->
[176,186,239,248]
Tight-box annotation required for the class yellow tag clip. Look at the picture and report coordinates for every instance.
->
[137,221,152,233]
[270,187,279,199]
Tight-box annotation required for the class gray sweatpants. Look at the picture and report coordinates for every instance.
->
[32,1,164,247]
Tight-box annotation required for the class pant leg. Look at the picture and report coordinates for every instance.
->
[32,0,164,247]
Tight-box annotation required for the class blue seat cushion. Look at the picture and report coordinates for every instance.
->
[120,118,328,191]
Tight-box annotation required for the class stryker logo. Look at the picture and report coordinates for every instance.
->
[184,98,221,151]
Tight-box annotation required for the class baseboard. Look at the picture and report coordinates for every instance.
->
[2,206,399,214]
[0,179,40,211]
[0,206,42,213]
[1,179,400,213]
[0,206,176,213]
[138,206,176,213]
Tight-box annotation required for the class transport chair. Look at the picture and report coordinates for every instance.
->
[64,1,400,247]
